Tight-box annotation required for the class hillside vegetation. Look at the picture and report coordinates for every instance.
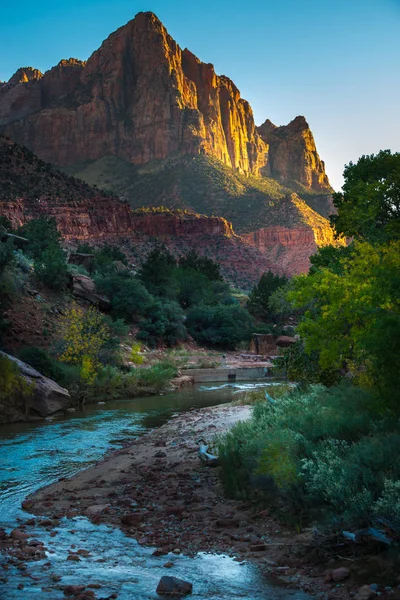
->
[68,154,332,234]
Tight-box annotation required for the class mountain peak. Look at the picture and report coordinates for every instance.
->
[8,67,43,85]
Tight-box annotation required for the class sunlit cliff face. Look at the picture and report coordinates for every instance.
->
[0,11,331,195]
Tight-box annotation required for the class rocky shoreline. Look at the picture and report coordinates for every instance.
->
[2,402,394,599]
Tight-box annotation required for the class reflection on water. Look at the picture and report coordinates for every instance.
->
[0,381,309,600]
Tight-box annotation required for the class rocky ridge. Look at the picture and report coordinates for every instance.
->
[0,135,342,285]
[0,12,332,199]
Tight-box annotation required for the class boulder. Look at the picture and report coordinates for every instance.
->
[71,274,110,310]
[275,335,297,348]
[0,352,71,417]
[249,333,277,355]
[156,576,193,596]
[170,376,194,388]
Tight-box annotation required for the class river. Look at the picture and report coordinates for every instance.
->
[0,382,309,599]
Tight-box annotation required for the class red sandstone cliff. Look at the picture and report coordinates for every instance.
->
[0,13,267,175]
[0,11,332,197]
[258,116,332,193]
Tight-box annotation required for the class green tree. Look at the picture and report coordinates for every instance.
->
[247,271,288,321]
[19,217,62,260]
[95,273,152,321]
[34,244,68,290]
[179,250,223,281]
[289,240,400,406]
[139,248,177,298]
[331,150,400,243]
[138,300,187,347]
[186,304,253,349]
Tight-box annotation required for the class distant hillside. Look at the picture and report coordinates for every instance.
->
[68,153,333,234]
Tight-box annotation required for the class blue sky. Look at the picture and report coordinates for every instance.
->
[1,0,399,190]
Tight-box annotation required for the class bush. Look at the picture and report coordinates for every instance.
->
[138,300,187,347]
[18,217,61,260]
[138,247,177,298]
[186,304,253,349]
[0,354,33,419]
[217,383,399,527]
[95,273,152,321]
[18,346,64,381]
[247,271,288,322]
[34,244,69,290]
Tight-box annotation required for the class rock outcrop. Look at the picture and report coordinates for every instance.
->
[258,116,331,192]
[0,11,331,200]
[0,13,267,175]
[0,134,343,285]
[0,352,71,418]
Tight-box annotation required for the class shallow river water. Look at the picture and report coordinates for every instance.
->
[0,382,309,600]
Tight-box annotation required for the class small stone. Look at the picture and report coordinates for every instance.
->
[332,567,350,582]
[355,584,377,600]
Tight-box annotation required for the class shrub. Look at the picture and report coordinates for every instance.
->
[95,273,152,321]
[18,217,61,260]
[138,247,177,298]
[217,383,399,527]
[58,304,110,383]
[186,304,253,349]
[0,354,33,419]
[34,244,69,290]
[247,271,288,322]
[138,300,187,347]
[18,346,64,381]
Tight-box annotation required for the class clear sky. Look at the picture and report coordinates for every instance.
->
[1,0,399,190]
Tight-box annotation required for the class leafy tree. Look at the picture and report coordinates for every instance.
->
[19,217,62,260]
[179,250,222,281]
[247,271,288,321]
[95,273,152,321]
[138,248,177,298]
[186,304,253,349]
[58,304,110,383]
[331,150,400,243]
[34,244,69,290]
[289,240,400,406]
[138,300,187,347]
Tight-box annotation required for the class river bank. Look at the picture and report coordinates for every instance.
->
[22,401,358,600]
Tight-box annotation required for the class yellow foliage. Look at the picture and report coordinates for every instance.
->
[59,304,109,381]
[130,342,144,365]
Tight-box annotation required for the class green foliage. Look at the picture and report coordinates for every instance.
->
[0,354,33,419]
[34,244,69,290]
[18,346,64,381]
[218,383,400,526]
[331,150,400,243]
[186,304,253,349]
[95,273,152,321]
[138,300,187,347]
[289,240,400,404]
[178,250,222,281]
[76,243,128,275]
[275,340,339,387]
[19,217,61,260]
[247,271,288,322]
[138,247,177,298]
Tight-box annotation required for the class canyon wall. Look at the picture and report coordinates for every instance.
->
[0,11,332,196]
